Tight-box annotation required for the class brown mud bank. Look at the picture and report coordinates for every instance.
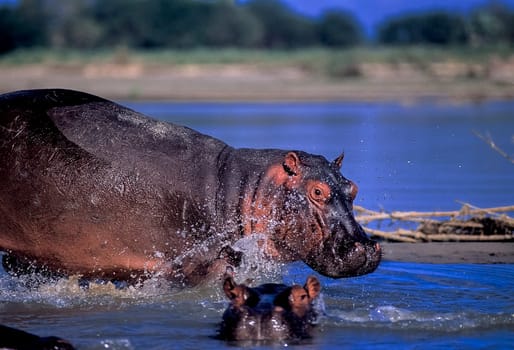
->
[381,242,514,264]
[1,60,513,102]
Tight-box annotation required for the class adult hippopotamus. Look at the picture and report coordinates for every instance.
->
[219,270,321,341]
[0,89,381,286]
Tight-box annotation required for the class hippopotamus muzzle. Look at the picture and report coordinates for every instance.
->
[304,231,381,278]
[303,202,382,278]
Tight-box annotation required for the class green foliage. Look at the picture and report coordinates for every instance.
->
[378,11,468,45]
[49,0,103,49]
[469,2,514,45]
[245,0,316,48]
[0,0,344,52]
[0,7,17,53]
[317,10,363,47]
[0,0,513,55]
[378,3,514,46]
[202,2,264,47]
[0,0,49,53]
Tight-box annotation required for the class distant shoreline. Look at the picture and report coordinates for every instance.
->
[1,48,513,103]
[1,63,513,103]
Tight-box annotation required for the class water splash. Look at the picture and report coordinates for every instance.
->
[231,234,284,284]
[0,269,179,309]
[0,231,288,309]
[97,339,134,350]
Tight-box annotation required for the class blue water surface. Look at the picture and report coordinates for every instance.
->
[1,100,513,349]
[1,261,512,349]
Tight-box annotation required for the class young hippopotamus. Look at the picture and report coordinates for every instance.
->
[219,272,321,341]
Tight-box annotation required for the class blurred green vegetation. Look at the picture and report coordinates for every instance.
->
[2,46,512,77]
[1,0,513,55]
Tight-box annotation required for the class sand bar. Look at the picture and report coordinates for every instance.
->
[381,242,514,264]
[1,63,513,102]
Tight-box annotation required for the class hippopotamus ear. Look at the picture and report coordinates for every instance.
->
[333,152,345,169]
[283,152,301,176]
[304,275,321,299]
[223,276,258,307]
[223,275,239,300]
[286,286,312,317]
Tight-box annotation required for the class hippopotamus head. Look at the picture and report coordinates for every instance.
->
[219,272,321,341]
[248,151,381,278]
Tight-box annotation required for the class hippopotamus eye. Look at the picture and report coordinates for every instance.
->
[311,187,325,201]
[307,181,331,204]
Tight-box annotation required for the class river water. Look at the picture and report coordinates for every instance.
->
[1,100,513,349]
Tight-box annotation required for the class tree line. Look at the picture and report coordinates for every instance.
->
[1,0,513,54]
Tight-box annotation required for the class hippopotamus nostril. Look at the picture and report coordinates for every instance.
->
[349,243,367,262]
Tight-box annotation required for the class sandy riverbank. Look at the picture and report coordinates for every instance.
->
[1,60,514,102]
[381,242,514,264]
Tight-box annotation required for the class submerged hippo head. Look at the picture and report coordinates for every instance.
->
[219,272,321,341]
[246,151,381,278]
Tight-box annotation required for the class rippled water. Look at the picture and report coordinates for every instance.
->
[1,261,513,349]
[1,101,513,348]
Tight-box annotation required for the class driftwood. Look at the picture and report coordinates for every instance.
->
[473,130,514,164]
[355,203,514,243]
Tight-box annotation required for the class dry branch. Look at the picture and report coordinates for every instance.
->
[356,203,514,242]
[473,130,514,164]
[363,228,418,243]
